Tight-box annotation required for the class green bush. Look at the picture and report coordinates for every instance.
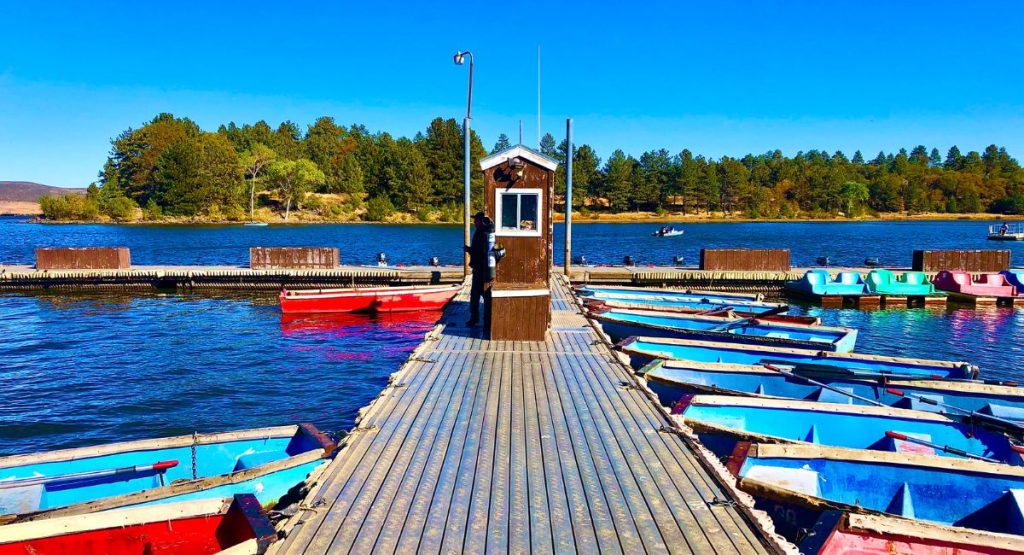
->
[437,203,462,223]
[365,196,396,222]
[143,199,163,219]
[102,196,139,221]
[39,194,99,220]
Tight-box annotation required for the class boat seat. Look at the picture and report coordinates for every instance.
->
[0,484,42,515]
[884,483,916,518]
[233,450,288,472]
[884,432,936,455]
[743,466,820,497]
[812,387,856,404]
[956,489,1024,535]
[979,403,1024,422]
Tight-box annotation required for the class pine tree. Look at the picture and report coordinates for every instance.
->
[492,134,512,154]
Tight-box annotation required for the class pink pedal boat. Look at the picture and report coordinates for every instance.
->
[931,270,1017,303]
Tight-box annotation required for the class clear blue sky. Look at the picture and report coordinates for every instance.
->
[2,1,1023,187]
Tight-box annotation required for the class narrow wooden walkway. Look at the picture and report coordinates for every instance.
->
[271,277,782,554]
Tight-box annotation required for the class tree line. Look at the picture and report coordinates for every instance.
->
[40,112,1024,221]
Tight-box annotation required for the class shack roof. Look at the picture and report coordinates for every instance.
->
[479,144,559,172]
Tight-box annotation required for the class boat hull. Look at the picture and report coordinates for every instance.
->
[619,336,976,379]
[642,360,1024,427]
[0,424,335,523]
[676,395,1022,466]
[575,285,762,302]
[735,443,1024,537]
[591,309,857,353]
[801,511,1024,555]
[581,298,819,325]
[280,284,459,314]
[0,494,276,555]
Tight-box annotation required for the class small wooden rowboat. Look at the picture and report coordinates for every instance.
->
[590,307,858,352]
[0,494,276,555]
[800,510,1024,554]
[0,424,335,523]
[675,395,1024,466]
[619,336,978,379]
[575,285,763,302]
[279,284,459,314]
[733,443,1024,538]
[581,298,820,326]
[641,359,1024,429]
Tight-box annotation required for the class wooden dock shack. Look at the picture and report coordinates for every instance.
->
[269,276,788,554]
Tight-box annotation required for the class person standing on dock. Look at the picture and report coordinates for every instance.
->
[465,211,493,328]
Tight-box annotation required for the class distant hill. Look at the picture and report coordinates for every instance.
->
[0,181,86,202]
[0,181,86,215]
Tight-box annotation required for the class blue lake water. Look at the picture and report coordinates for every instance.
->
[1,216,1022,456]
[1,216,1021,267]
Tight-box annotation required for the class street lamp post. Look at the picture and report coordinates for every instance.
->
[454,50,474,277]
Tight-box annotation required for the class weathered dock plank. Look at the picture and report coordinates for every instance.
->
[270,277,787,554]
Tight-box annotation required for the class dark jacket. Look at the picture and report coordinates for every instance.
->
[468,226,490,272]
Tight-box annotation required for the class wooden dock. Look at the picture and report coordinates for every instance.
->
[269,276,787,554]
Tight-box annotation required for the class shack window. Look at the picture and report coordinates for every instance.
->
[495,189,542,237]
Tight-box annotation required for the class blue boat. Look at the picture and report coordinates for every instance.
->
[734,442,1024,538]
[785,269,867,297]
[618,336,977,379]
[0,424,335,523]
[582,295,787,314]
[642,359,1024,427]
[676,395,1023,466]
[590,308,858,352]
[575,285,763,304]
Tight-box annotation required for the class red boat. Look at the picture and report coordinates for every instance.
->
[800,510,1024,554]
[0,494,276,555]
[279,284,460,314]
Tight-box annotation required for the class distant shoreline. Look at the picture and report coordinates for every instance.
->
[8,208,1021,225]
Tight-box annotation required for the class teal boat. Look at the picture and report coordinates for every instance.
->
[0,424,335,523]
[865,269,939,296]
[676,395,1024,466]
[785,269,866,297]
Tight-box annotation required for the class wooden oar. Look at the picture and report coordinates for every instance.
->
[883,431,1000,463]
[885,387,1024,433]
[0,460,179,490]
[711,305,789,332]
[762,364,886,407]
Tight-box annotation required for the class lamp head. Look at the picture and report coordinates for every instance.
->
[453,51,465,65]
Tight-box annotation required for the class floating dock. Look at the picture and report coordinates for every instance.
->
[269,276,787,554]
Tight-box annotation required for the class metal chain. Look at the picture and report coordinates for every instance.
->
[191,431,198,480]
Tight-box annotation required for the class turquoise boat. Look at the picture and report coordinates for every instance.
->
[676,395,1023,466]
[734,443,1024,538]
[618,336,977,379]
[865,269,939,296]
[0,424,335,523]
[591,308,858,352]
[641,359,1024,430]
[785,269,866,297]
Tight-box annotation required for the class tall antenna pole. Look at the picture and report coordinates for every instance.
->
[537,45,541,148]
[518,120,523,145]
[564,118,573,276]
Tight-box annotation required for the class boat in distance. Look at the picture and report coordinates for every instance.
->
[642,359,1024,429]
[675,394,1024,466]
[0,494,276,555]
[618,336,978,380]
[279,283,459,314]
[733,442,1024,538]
[0,424,335,523]
[799,510,1024,555]
[590,307,858,352]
